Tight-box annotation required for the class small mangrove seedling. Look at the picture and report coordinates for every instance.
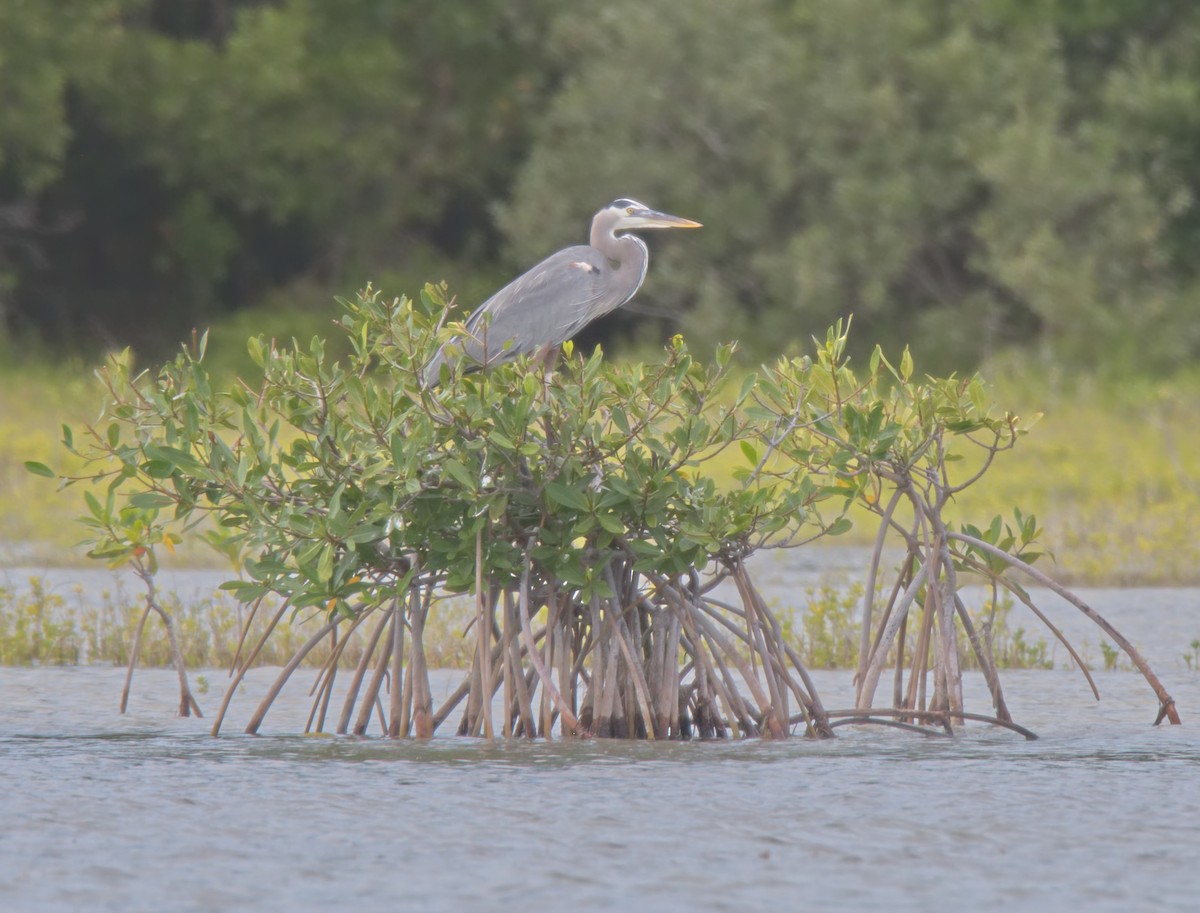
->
[1185,639,1200,672]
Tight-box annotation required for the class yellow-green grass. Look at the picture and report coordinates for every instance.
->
[3,356,1199,584]
[941,364,1200,585]
[0,574,478,669]
[3,573,1063,672]
[0,360,100,564]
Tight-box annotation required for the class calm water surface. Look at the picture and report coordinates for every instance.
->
[2,560,1200,912]
[2,665,1199,913]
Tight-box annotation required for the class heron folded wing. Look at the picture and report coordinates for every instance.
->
[462,247,611,364]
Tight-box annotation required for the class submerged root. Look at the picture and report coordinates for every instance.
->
[822,708,1039,741]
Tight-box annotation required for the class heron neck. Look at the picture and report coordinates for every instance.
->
[592,223,648,267]
[592,229,649,302]
[591,224,638,263]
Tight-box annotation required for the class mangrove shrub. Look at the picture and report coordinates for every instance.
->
[36,286,1179,737]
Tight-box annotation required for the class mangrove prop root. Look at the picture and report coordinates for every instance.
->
[353,621,394,736]
[948,532,1181,725]
[309,608,372,733]
[388,594,408,738]
[214,534,1171,741]
[336,607,391,734]
[827,717,950,737]
[820,708,1039,741]
[211,596,292,737]
[119,601,154,715]
[121,561,202,719]
[245,617,339,735]
[953,595,1012,724]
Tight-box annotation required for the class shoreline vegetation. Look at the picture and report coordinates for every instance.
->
[6,573,1188,677]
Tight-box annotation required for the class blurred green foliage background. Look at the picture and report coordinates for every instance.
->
[3,0,1200,373]
[4,0,1200,585]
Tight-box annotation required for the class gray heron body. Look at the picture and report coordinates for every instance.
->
[422,198,701,385]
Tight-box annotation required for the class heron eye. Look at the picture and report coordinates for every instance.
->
[625,207,635,215]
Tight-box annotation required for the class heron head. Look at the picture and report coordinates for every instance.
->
[602,198,703,233]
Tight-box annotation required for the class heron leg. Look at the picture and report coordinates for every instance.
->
[531,343,564,452]
[533,342,563,381]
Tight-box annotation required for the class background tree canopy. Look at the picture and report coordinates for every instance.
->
[2,0,1198,372]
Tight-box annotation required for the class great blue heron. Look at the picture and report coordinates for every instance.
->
[422,198,701,385]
